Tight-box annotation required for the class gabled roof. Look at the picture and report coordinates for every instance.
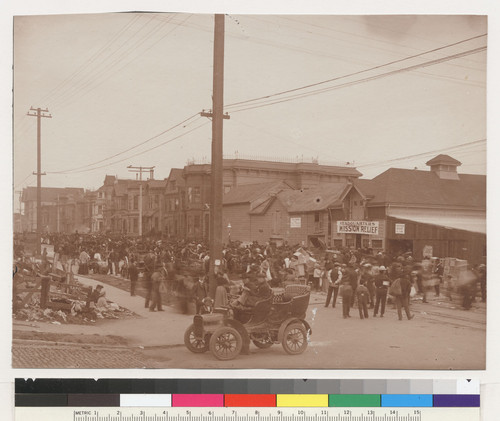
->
[277,183,352,213]
[359,168,485,208]
[167,168,185,187]
[223,181,289,206]
[21,187,84,202]
[425,154,462,167]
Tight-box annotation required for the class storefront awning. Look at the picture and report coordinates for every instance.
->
[387,211,486,234]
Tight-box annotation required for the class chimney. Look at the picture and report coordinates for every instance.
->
[425,154,461,180]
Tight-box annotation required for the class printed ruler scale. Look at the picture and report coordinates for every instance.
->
[15,407,480,421]
[15,379,481,421]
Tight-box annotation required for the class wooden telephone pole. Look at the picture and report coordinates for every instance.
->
[200,14,229,298]
[27,107,52,255]
[127,165,155,237]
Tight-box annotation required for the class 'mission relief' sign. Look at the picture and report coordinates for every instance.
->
[337,220,379,235]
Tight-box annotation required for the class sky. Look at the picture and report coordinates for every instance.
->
[12,13,487,201]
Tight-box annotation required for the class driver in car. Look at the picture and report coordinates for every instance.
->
[233,273,272,308]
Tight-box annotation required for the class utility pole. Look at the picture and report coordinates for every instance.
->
[27,107,51,255]
[200,14,230,298]
[127,165,155,237]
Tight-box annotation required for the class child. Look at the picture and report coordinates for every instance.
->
[356,279,370,319]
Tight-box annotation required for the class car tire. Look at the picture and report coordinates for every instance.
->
[209,326,243,360]
[281,322,308,355]
[184,324,209,353]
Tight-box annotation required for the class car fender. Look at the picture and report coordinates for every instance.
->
[277,318,312,342]
[224,318,251,354]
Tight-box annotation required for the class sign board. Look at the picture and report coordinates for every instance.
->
[290,217,301,228]
[337,220,379,235]
[423,245,433,259]
[395,223,405,234]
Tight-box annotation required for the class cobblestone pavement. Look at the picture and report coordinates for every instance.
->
[12,340,159,368]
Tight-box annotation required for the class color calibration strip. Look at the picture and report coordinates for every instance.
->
[15,379,480,408]
[15,393,480,408]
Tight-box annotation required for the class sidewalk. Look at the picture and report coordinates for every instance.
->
[13,274,194,348]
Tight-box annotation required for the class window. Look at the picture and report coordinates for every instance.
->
[372,239,383,249]
[133,218,138,233]
[346,237,355,247]
[194,215,201,233]
[170,180,176,190]
[362,239,370,248]
[333,239,343,248]
[314,212,320,222]
[192,187,201,203]
[133,195,138,210]
[154,217,159,230]
[224,185,232,194]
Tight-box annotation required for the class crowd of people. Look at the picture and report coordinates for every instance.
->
[14,232,486,318]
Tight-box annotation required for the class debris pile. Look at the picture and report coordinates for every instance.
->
[13,277,136,325]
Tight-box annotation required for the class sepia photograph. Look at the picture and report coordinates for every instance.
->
[11,12,487,369]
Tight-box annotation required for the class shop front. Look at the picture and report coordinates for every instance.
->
[331,220,386,251]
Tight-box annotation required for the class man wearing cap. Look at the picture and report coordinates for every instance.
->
[373,266,390,317]
[324,262,341,308]
[235,273,271,308]
[360,263,375,309]
[89,284,104,305]
[339,265,354,318]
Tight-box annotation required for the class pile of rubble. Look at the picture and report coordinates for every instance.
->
[14,299,136,325]
[13,278,136,325]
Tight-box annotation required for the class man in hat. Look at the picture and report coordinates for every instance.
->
[373,266,390,317]
[324,262,341,308]
[89,284,104,305]
[234,273,271,308]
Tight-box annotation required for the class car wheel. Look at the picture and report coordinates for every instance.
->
[209,326,243,360]
[281,322,308,355]
[184,324,209,353]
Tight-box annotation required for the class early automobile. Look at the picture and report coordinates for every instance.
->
[184,284,312,360]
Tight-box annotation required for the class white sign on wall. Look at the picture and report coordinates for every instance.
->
[337,220,379,235]
[290,217,302,228]
[395,223,406,234]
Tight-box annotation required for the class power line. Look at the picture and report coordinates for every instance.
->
[278,15,485,72]
[226,46,486,114]
[225,34,486,110]
[47,112,200,174]
[50,120,209,175]
[50,14,192,111]
[49,15,170,109]
[36,14,143,107]
[14,173,34,190]
[13,15,144,137]
[355,139,486,169]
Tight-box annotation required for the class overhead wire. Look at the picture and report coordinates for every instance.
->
[36,14,143,107]
[226,46,486,114]
[47,112,201,174]
[50,14,193,111]
[49,14,173,109]
[48,119,209,175]
[225,34,486,110]
[354,139,486,169]
[279,15,485,72]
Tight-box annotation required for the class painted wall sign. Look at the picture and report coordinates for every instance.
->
[337,220,379,235]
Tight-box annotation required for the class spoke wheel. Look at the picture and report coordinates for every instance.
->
[184,324,209,353]
[209,326,243,360]
[282,323,308,355]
